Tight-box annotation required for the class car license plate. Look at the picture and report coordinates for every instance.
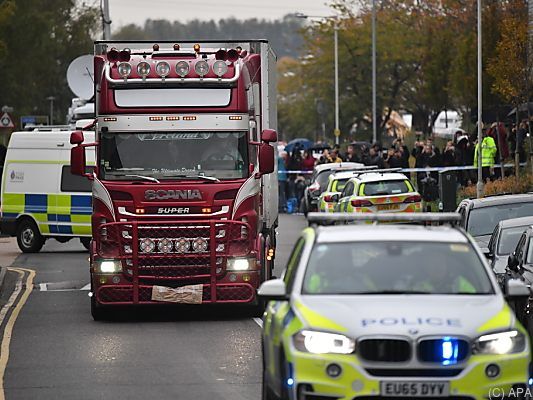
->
[380,381,449,397]
[377,203,400,211]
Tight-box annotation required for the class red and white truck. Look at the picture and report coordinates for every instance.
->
[70,40,278,319]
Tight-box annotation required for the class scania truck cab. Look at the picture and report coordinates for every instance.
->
[70,40,278,319]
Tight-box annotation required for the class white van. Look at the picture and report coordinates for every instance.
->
[1,128,95,252]
[433,110,463,138]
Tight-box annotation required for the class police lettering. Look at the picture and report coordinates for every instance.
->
[361,317,461,327]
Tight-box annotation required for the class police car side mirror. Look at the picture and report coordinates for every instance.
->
[505,278,530,298]
[258,279,289,301]
[258,143,274,176]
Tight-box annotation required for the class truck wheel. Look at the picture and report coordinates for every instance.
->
[16,219,45,253]
[91,295,110,321]
[80,237,91,251]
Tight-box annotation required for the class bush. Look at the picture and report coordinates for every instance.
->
[458,173,533,200]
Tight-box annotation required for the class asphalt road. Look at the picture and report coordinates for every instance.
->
[2,214,307,400]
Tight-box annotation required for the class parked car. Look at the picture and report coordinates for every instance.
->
[487,216,533,276]
[457,194,533,249]
[505,225,533,332]
[301,162,364,215]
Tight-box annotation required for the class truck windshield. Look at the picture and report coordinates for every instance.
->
[100,131,249,180]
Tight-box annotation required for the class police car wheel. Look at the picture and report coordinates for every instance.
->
[16,219,44,253]
[262,365,276,400]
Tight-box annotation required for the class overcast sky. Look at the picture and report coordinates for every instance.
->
[108,0,335,28]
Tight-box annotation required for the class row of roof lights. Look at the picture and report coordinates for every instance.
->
[116,59,229,79]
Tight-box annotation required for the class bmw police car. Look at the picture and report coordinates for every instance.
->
[335,171,422,214]
[318,171,357,213]
[259,213,531,400]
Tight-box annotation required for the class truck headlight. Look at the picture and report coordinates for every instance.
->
[96,260,122,274]
[227,257,255,271]
[293,330,355,354]
[473,330,526,355]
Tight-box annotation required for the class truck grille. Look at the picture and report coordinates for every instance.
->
[97,220,252,281]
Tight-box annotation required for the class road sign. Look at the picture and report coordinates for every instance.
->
[0,112,14,128]
[334,128,341,137]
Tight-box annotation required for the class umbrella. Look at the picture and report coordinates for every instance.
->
[284,138,314,153]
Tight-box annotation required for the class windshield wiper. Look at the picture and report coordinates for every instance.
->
[125,174,160,183]
[162,174,220,182]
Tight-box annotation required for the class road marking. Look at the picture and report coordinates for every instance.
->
[253,317,263,328]
[38,282,90,292]
[0,267,35,400]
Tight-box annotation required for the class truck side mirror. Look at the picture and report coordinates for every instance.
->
[261,129,277,143]
[258,143,274,175]
[507,253,520,273]
[71,146,87,177]
[70,130,85,145]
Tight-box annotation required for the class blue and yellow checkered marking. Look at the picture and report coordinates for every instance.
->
[2,193,92,235]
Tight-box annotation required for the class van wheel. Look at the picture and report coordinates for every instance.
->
[80,237,91,251]
[16,219,45,253]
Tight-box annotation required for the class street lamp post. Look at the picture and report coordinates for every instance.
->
[293,13,340,145]
[476,0,484,198]
[372,0,377,144]
[46,96,55,125]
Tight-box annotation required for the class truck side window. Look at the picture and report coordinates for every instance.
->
[61,165,93,192]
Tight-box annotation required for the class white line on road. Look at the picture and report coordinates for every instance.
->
[39,283,47,292]
[80,283,91,291]
[253,317,263,328]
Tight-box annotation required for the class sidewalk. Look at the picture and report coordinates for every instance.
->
[0,237,19,269]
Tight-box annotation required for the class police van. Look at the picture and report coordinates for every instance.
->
[1,126,95,252]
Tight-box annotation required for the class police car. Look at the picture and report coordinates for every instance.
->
[317,171,358,213]
[259,213,531,400]
[335,171,422,214]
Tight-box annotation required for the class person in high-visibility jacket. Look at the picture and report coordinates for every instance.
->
[473,130,497,181]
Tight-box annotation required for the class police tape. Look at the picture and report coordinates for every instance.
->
[278,163,527,175]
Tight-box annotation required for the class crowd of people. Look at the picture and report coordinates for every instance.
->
[277,120,531,212]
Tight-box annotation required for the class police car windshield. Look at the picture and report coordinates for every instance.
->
[467,203,533,237]
[302,241,494,295]
[99,131,249,180]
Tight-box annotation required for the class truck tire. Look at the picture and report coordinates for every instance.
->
[16,219,45,253]
[91,295,109,321]
[80,237,91,251]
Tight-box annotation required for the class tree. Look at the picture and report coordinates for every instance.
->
[487,0,530,108]
[0,1,99,124]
